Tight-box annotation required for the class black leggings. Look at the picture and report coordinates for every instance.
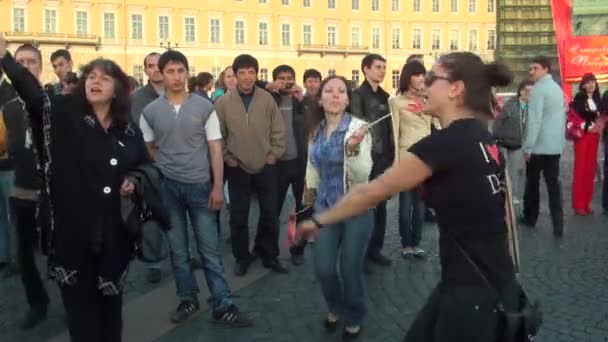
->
[404,283,517,342]
[60,254,123,342]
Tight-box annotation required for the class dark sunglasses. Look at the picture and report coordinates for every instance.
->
[424,72,451,87]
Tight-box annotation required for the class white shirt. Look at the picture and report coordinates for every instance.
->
[140,110,222,143]
[588,98,598,112]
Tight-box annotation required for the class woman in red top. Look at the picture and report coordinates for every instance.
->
[571,73,604,215]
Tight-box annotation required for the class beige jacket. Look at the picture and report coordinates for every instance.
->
[305,116,372,202]
[215,87,286,174]
[389,95,439,161]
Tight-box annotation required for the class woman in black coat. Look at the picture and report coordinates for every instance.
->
[1,41,151,341]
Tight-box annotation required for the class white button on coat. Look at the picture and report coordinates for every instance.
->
[103,186,111,194]
[110,158,118,166]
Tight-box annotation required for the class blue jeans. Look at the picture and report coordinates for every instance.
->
[398,190,424,248]
[0,170,14,263]
[314,211,373,325]
[163,178,232,312]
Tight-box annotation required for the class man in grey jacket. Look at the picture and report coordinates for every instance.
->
[520,56,566,237]
[131,52,163,124]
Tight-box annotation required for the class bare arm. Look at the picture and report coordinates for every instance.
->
[314,152,432,225]
[208,139,224,190]
[145,142,156,160]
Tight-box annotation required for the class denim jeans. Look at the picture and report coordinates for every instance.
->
[314,210,373,325]
[163,178,232,312]
[0,170,14,263]
[398,190,425,248]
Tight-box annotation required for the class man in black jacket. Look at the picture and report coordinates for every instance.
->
[350,54,394,271]
[2,44,49,330]
[267,65,309,266]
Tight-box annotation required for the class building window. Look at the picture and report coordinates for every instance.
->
[133,64,144,85]
[44,9,57,33]
[351,27,361,47]
[392,0,399,11]
[281,23,291,46]
[372,0,379,11]
[392,28,401,49]
[76,11,88,35]
[184,17,196,42]
[189,66,197,77]
[259,22,268,45]
[412,28,422,49]
[235,21,245,44]
[451,0,458,12]
[103,13,115,39]
[351,70,360,87]
[468,29,478,51]
[303,25,312,45]
[469,0,476,12]
[413,0,421,12]
[328,0,336,9]
[13,8,25,32]
[432,0,440,12]
[392,70,400,89]
[260,68,268,81]
[259,0,268,3]
[131,14,143,40]
[158,15,169,40]
[432,29,441,50]
[210,19,220,43]
[372,27,380,49]
[449,30,459,50]
[212,66,222,79]
[282,0,289,5]
[487,0,495,13]
[328,68,336,77]
[352,0,359,10]
[304,0,311,7]
[327,26,337,46]
[487,29,496,50]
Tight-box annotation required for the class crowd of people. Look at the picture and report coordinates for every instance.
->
[0,30,606,341]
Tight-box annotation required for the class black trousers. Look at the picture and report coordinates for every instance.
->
[227,164,280,263]
[404,283,518,342]
[523,154,564,230]
[602,139,608,210]
[367,155,392,257]
[10,197,49,309]
[60,253,123,342]
[274,159,310,255]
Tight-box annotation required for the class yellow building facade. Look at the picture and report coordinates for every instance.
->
[1,0,497,92]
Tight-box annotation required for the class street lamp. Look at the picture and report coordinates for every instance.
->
[160,39,179,50]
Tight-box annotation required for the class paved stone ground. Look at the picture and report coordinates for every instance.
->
[2,145,608,342]
[158,145,608,342]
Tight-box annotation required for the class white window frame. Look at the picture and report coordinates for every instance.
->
[327,25,337,46]
[432,0,440,12]
[487,29,496,50]
[412,28,422,49]
[281,23,291,46]
[44,9,58,34]
[372,0,380,11]
[12,7,26,33]
[392,0,399,12]
[451,0,458,13]
[449,29,460,50]
[469,0,476,12]
[235,20,246,44]
[371,27,381,49]
[184,16,196,43]
[468,29,478,51]
[392,27,402,49]
[158,15,170,41]
[352,0,359,10]
[328,0,336,9]
[432,29,441,50]
[303,24,312,46]
[131,13,144,40]
[413,0,421,12]
[103,12,116,39]
[258,21,269,45]
[351,26,361,48]
[210,18,221,43]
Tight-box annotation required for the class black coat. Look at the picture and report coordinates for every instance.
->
[271,92,308,168]
[1,53,152,288]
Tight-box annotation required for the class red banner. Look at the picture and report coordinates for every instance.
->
[564,36,608,83]
[551,0,573,100]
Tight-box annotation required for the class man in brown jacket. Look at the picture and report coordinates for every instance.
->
[215,54,288,276]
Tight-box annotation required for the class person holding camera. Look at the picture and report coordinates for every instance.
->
[266,65,310,266]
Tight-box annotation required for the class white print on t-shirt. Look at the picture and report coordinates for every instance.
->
[479,142,505,195]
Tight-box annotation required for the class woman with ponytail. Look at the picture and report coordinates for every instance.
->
[299,52,523,341]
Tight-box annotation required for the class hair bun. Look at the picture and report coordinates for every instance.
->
[484,62,513,87]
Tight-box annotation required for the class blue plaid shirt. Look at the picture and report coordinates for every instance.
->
[312,114,352,211]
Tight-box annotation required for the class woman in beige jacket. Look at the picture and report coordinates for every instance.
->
[389,61,437,258]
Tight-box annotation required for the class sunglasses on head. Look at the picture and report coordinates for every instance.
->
[424,72,452,87]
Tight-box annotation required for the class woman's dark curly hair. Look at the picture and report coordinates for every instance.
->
[74,58,132,128]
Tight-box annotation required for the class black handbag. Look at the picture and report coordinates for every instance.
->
[451,238,542,342]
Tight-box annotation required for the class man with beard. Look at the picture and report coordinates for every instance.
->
[350,54,394,272]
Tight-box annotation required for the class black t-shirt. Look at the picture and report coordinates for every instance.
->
[409,118,515,287]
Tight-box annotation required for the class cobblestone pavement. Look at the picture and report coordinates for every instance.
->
[158,146,608,342]
[2,146,608,342]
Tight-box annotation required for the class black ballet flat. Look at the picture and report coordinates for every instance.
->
[324,318,339,333]
[342,326,361,340]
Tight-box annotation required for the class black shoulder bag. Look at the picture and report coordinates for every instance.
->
[451,238,543,342]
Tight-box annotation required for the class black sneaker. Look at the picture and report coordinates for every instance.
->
[212,304,253,327]
[171,300,200,324]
